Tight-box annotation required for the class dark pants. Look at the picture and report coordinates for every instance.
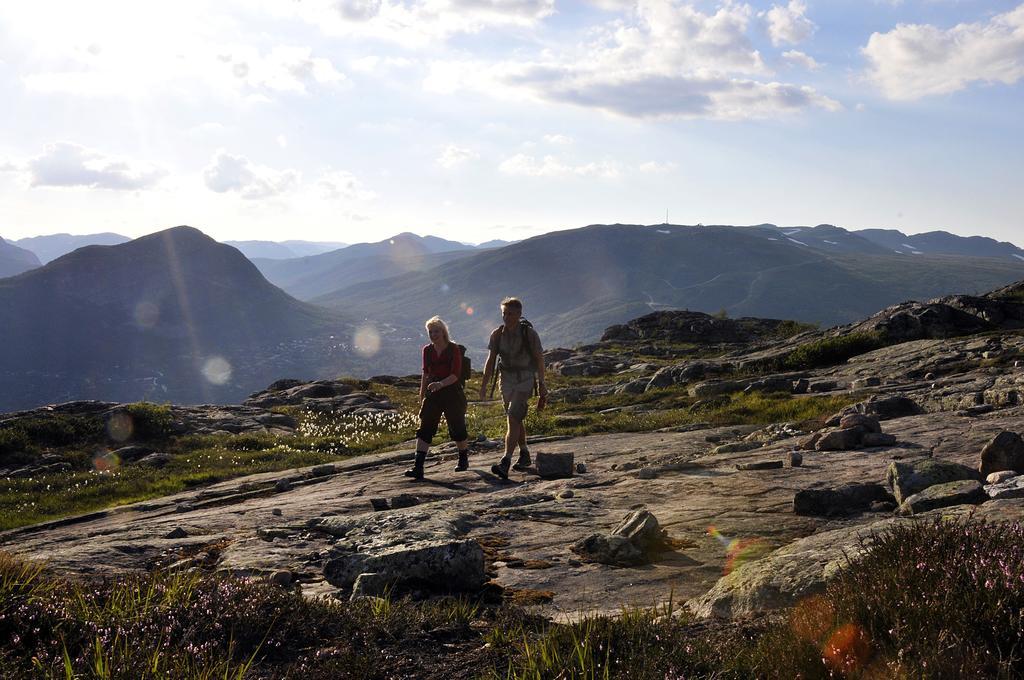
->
[416,385,468,445]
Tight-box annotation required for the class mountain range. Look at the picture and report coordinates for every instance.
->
[3,222,1024,412]
[312,224,1024,349]
[251,232,485,301]
[0,227,398,412]
[225,239,348,260]
[0,236,40,278]
[13,232,131,264]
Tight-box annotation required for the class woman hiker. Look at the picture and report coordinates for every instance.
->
[404,316,470,479]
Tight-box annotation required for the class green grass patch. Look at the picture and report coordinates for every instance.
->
[769,332,889,371]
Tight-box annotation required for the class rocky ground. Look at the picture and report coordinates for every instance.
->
[4,283,1024,625]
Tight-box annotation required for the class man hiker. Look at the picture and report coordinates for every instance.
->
[479,297,547,479]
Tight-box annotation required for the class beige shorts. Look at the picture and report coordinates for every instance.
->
[499,371,535,421]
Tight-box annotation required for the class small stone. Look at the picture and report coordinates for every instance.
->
[788,451,803,467]
[736,460,784,471]
[637,467,658,479]
[271,508,282,516]
[536,451,575,479]
[164,527,188,539]
[269,570,293,586]
[987,470,1018,484]
[797,432,823,450]
[557,489,575,499]
[274,479,292,492]
[712,441,762,454]
[310,464,336,477]
[575,462,587,474]
[370,498,390,511]
[924,372,936,381]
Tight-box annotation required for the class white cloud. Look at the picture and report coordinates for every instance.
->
[543,134,573,145]
[284,0,555,46]
[499,154,623,178]
[425,0,839,120]
[203,150,299,199]
[499,154,675,178]
[21,142,166,190]
[764,1,815,46]
[217,46,347,94]
[318,170,377,201]
[350,55,416,73]
[437,145,479,168]
[781,49,821,70]
[863,5,1024,100]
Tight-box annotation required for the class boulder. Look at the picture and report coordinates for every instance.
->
[793,484,895,516]
[838,414,881,434]
[887,459,982,504]
[571,534,645,567]
[807,381,838,393]
[535,451,574,479]
[815,427,865,451]
[858,395,923,420]
[112,445,153,463]
[310,464,336,477]
[572,509,665,566]
[898,480,985,515]
[615,379,649,395]
[611,510,664,552]
[788,451,803,467]
[689,517,901,619]
[743,377,793,394]
[979,431,1024,477]
[324,538,486,592]
[689,380,747,399]
[136,452,172,468]
[851,377,882,389]
[986,476,1024,500]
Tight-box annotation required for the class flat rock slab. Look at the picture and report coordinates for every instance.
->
[986,475,1024,500]
[3,406,1024,619]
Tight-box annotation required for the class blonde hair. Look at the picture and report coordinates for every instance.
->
[500,297,523,312]
[425,316,450,343]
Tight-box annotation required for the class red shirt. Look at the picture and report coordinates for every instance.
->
[422,343,462,381]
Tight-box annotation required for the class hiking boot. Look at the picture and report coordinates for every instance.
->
[404,450,427,480]
[490,458,511,480]
[511,450,531,471]
[454,449,469,472]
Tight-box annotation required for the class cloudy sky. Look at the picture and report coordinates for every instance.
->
[0,0,1021,245]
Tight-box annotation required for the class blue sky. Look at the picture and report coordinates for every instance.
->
[0,0,1021,245]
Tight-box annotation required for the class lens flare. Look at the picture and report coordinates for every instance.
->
[823,622,871,674]
[465,306,474,315]
[353,324,381,357]
[202,356,232,385]
[707,526,770,574]
[133,301,160,328]
[106,412,133,442]
[440,283,450,293]
[92,449,120,472]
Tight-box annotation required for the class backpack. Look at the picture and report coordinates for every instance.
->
[430,343,471,388]
[495,318,536,372]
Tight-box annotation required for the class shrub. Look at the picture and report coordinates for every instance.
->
[775,332,887,371]
[0,427,30,457]
[15,415,104,447]
[740,518,1024,677]
[123,402,173,441]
